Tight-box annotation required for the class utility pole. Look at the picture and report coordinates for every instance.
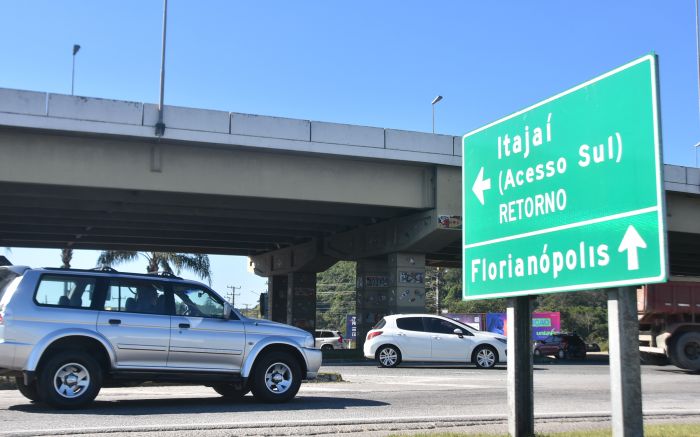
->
[226,285,241,307]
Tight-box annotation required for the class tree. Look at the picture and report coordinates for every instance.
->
[316,261,356,331]
[96,251,212,285]
[61,248,73,269]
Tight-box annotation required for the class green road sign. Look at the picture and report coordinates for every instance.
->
[463,55,667,300]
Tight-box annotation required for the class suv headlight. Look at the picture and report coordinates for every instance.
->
[303,333,314,348]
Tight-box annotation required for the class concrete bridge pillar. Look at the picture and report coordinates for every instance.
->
[356,253,426,351]
[268,272,317,336]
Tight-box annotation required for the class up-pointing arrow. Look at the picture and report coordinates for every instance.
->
[618,225,647,271]
[472,167,491,206]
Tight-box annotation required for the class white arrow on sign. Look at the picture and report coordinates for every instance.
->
[618,225,647,271]
[472,167,492,206]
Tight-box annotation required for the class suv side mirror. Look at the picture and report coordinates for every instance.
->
[224,302,233,320]
[453,328,464,338]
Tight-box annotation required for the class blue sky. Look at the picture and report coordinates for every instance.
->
[2,1,699,306]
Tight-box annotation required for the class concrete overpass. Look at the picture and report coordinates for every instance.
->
[1,87,699,337]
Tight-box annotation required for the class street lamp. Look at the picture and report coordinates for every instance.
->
[71,44,81,95]
[431,95,443,134]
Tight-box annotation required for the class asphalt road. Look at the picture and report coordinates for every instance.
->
[1,360,698,436]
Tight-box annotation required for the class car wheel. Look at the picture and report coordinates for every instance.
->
[473,345,498,369]
[557,349,566,359]
[250,351,302,403]
[212,382,249,400]
[37,351,102,409]
[376,345,401,368]
[14,377,39,402]
[321,344,333,352]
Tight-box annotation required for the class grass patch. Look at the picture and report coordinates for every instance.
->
[390,423,700,437]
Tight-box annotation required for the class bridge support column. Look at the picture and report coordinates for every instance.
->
[356,253,426,351]
[267,272,317,336]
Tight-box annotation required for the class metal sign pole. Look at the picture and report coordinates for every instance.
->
[607,287,644,436]
[507,296,534,437]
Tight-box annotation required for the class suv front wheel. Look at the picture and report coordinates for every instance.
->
[37,351,102,409]
[250,351,302,403]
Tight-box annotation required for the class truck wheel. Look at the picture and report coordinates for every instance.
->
[640,351,669,366]
[250,351,302,403]
[14,377,39,402]
[212,382,249,400]
[37,351,102,409]
[671,331,700,371]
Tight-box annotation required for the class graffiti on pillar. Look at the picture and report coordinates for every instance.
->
[365,276,389,288]
[438,215,462,229]
[399,271,424,284]
[399,289,425,304]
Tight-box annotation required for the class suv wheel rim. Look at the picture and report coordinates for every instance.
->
[379,348,397,366]
[477,349,495,368]
[53,362,90,399]
[264,362,292,394]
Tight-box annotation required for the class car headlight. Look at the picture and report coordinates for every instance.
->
[496,337,507,345]
[303,334,315,348]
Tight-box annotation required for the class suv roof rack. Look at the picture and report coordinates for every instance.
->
[152,271,182,279]
[41,267,185,281]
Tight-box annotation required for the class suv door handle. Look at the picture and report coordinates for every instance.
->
[108,319,121,325]
[179,323,190,329]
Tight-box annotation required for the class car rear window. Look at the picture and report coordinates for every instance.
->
[373,318,386,329]
[396,317,424,332]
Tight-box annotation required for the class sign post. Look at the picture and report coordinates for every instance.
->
[462,55,666,436]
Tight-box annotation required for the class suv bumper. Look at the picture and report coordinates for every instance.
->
[302,347,322,380]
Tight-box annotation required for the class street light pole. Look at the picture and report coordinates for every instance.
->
[156,0,168,137]
[431,95,443,133]
[71,44,81,95]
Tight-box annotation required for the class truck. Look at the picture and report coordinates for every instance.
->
[638,279,700,371]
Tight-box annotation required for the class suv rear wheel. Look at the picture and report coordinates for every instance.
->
[37,351,102,409]
[250,351,301,403]
[212,382,249,400]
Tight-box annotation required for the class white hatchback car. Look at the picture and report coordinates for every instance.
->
[363,314,507,369]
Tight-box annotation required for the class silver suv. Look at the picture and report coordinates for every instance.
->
[0,266,321,408]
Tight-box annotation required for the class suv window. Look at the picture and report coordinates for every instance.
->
[104,279,168,315]
[396,317,424,332]
[173,284,234,319]
[34,275,97,309]
[425,317,462,335]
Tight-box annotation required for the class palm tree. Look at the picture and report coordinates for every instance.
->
[61,248,73,269]
[96,251,212,285]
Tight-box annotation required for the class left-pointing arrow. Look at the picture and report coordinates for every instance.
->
[472,167,492,206]
[618,225,647,271]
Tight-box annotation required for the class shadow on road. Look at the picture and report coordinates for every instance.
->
[9,395,389,415]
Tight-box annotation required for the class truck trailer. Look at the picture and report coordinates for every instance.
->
[638,279,700,371]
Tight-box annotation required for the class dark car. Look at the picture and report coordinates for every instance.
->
[533,333,587,359]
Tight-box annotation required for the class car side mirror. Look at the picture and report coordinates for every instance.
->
[223,302,233,320]
[453,328,464,338]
